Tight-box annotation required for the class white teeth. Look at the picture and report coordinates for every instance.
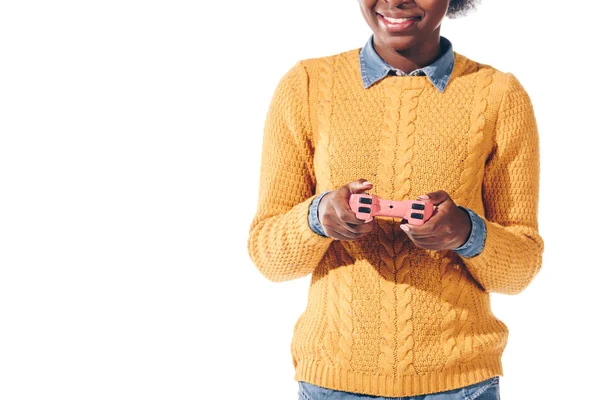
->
[382,15,418,24]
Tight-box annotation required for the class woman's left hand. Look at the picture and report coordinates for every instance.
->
[400,190,472,251]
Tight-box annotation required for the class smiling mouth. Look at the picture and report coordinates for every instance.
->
[376,12,422,32]
[376,13,422,23]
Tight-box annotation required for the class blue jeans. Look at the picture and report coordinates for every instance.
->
[298,376,500,400]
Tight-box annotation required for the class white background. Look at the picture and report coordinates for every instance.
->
[0,0,597,399]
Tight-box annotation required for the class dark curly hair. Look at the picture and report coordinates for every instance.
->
[447,0,481,18]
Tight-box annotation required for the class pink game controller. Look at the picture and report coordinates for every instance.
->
[349,193,435,225]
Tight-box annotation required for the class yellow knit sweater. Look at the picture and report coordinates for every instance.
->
[246,47,544,397]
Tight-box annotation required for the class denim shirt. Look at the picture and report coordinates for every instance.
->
[360,33,454,92]
[307,34,486,258]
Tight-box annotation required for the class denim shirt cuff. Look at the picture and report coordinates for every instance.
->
[308,191,332,237]
[452,206,487,258]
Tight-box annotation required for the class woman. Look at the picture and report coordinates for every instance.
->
[247,0,543,398]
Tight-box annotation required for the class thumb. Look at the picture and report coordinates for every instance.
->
[348,179,373,194]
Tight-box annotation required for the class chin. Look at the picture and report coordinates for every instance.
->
[377,33,418,50]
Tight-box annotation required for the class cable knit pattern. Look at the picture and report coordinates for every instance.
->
[393,81,428,377]
[458,71,544,295]
[315,54,335,195]
[455,68,495,208]
[247,48,543,397]
[334,243,354,372]
[324,249,342,369]
[394,253,415,375]
[375,78,403,377]
[314,56,343,369]
[440,255,463,366]
[430,68,493,372]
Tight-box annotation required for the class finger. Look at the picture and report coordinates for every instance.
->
[407,230,438,239]
[400,224,413,237]
[340,214,375,234]
[343,220,369,230]
[413,238,444,246]
[327,226,358,241]
[336,205,371,227]
[407,206,444,235]
[403,222,436,237]
[344,222,373,235]
[417,190,449,206]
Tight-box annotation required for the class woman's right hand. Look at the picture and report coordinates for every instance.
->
[317,179,376,241]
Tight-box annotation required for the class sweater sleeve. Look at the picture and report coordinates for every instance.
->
[246,61,335,282]
[457,72,544,295]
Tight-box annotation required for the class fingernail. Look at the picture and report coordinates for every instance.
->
[363,181,372,186]
[400,224,410,232]
[417,194,429,200]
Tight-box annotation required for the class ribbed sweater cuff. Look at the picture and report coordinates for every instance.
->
[294,353,503,398]
[456,216,542,295]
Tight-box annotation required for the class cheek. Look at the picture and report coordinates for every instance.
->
[360,0,377,8]
[359,4,378,28]
[359,0,377,17]
[417,0,450,23]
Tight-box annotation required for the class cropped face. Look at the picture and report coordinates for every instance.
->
[359,0,450,51]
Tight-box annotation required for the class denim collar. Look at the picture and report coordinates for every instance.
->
[359,34,455,93]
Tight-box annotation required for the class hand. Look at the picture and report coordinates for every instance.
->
[400,190,471,251]
[318,179,376,241]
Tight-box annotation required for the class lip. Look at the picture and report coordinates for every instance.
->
[377,12,422,19]
[376,13,421,32]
